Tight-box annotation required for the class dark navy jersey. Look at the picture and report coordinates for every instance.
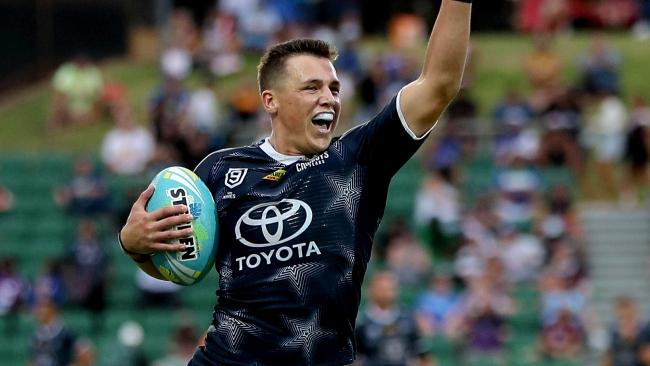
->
[355,306,424,366]
[191,92,432,366]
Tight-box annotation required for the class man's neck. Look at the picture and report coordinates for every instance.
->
[268,132,302,156]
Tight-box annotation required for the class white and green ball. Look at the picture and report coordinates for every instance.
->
[145,166,218,286]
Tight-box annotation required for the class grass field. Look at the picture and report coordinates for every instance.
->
[1,32,649,154]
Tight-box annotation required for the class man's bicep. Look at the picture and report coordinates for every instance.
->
[400,81,448,137]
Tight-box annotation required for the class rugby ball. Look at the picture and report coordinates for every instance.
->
[145,166,217,286]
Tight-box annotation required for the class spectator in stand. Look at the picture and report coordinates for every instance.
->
[455,238,490,281]
[454,274,513,365]
[414,167,461,259]
[594,0,640,29]
[540,307,585,360]
[162,7,199,54]
[517,0,571,33]
[374,217,411,262]
[101,103,155,176]
[160,8,198,80]
[494,152,543,228]
[537,89,584,173]
[188,77,228,152]
[579,33,622,96]
[218,0,259,24]
[544,239,588,287]
[53,156,111,216]
[622,96,650,204]
[539,272,587,329]
[225,79,264,146]
[188,77,221,137]
[493,88,535,132]
[540,184,584,241]
[415,271,463,338]
[200,9,243,77]
[135,268,181,308]
[63,220,109,333]
[0,185,15,214]
[150,76,190,143]
[602,296,650,366]
[355,59,388,123]
[460,197,500,258]
[355,271,430,366]
[338,9,363,44]
[524,34,564,112]
[492,88,539,163]
[423,94,478,176]
[584,89,628,199]
[29,298,76,366]
[237,0,282,51]
[385,229,432,289]
[497,224,545,284]
[153,322,200,366]
[636,0,650,36]
[101,320,149,366]
[48,53,104,130]
[0,257,29,333]
[33,260,67,307]
[149,77,191,165]
[336,41,362,78]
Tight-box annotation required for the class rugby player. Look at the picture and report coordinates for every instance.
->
[119,1,472,364]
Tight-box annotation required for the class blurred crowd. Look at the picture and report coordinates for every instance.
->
[1,0,650,365]
[517,0,650,37]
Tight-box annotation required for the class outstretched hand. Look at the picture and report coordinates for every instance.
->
[120,185,193,255]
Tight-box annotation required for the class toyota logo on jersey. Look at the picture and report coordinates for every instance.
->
[235,199,313,248]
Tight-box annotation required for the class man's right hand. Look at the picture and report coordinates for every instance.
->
[120,185,193,255]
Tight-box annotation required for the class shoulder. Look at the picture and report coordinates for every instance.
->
[194,143,262,182]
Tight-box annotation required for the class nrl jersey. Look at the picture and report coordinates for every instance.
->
[192,91,432,365]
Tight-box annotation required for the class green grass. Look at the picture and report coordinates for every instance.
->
[1,33,649,153]
[471,32,650,113]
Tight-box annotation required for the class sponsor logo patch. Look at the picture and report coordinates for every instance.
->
[263,169,287,181]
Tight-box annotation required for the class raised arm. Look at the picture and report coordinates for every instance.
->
[400,0,472,136]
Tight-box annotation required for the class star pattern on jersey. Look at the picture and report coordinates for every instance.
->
[271,262,327,302]
[219,262,233,284]
[217,254,234,290]
[330,140,347,161]
[215,310,261,352]
[336,244,356,288]
[282,310,333,358]
[324,168,363,224]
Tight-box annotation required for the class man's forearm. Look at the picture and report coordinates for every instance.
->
[118,230,167,280]
[400,0,472,135]
[421,0,471,90]
[135,259,167,280]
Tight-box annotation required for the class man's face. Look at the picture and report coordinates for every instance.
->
[266,54,341,155]
[370,273,397,309]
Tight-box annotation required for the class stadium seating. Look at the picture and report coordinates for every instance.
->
[0,153,605,365]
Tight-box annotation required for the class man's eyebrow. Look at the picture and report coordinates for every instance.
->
[302,79,341,87]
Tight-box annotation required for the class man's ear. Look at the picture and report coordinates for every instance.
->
[262,90,277,115]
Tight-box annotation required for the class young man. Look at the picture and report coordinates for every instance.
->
[120,1,472,364]
[355,271,430,366]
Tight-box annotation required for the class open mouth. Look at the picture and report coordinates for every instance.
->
[311,112,335,132]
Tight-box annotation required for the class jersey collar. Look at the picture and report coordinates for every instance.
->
[259,138,305,165]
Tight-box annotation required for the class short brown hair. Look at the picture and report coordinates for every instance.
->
[257,39,338,94]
